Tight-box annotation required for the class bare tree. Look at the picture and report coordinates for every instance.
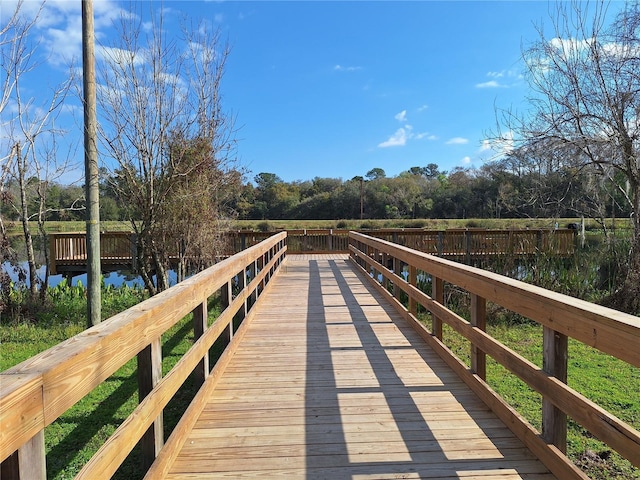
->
[1,0,78,300]
[98,6,239,294]
[496,1,640,312]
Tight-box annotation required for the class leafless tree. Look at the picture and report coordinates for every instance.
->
[496,1,640,312]
[1,0,78,300]
[98,6,239,294]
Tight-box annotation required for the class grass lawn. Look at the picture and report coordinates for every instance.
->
[439,319,639,480]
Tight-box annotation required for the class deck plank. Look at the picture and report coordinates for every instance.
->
[167,255,556,479]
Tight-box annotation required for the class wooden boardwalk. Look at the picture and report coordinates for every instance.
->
[166,254,556,479]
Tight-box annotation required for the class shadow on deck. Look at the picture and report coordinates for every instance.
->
[165,256,554,479]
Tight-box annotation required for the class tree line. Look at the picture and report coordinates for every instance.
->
[2,159,630,225]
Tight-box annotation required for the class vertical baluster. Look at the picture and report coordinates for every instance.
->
[543,327,568,453]
[193,301,209,384]
[137,338,163,470]
[470,294,487,380]
[432,276,443,339]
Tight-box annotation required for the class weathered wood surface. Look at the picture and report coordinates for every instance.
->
[164,255,556,479]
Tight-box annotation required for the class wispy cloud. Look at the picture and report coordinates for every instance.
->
[394,110,407,122]
[334,64,362,72]
[379,109,434,148]
[415,132,437,141]
[476,69,522,88]
[476,80,501,89]
[378,128,409,148]
[446,137,469,145]
[461,156,472,164]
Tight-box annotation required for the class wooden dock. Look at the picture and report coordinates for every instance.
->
[165,255,555,479]
[5,232,637,480]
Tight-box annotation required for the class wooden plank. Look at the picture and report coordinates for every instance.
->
[163,256,557,479]
[0,373,44,462]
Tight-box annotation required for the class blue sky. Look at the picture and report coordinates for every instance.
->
[3,1,625,184]
[214,0,545,182]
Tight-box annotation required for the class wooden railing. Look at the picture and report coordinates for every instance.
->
[50,228,576,274]
[348,231,640,480]
[50,231,135,274]
[228,228,576,257]
[0,232,287,480]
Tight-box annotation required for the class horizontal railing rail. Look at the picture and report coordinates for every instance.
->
[0,232,288,480]
[348,231,640,480]
[50,228,576,274]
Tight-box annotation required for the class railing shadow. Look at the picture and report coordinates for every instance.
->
[300,258,547,477]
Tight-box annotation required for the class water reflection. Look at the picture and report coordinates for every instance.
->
[2,262,178,289]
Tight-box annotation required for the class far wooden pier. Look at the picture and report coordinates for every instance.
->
[49,227,577,277]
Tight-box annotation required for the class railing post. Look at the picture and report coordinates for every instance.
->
[437,231,444,256]
[1,430,46,480]
[49,234,57,275]
[392,257,402,299]
[470,294,487,380]
[408,265,417,316]
[193,301,209,385]
[543,327,568,453]
[252,259,259,302]
[137,338,164,470]
[220,280,233,341]
[431,276,443,339]
[240,265,248,320]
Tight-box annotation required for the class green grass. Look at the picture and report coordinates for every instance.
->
[232,217,587,231]
[435,317,639,480]
[1,284,226,480]
[6,217,633,236]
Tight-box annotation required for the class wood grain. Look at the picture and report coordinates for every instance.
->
[164,256,556,479]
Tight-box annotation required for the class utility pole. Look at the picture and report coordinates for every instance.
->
[82,0,101,327]
[360,177,364,220]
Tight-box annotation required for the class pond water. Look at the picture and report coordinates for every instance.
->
[2,262,178,289]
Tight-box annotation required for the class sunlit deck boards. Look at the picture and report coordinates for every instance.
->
[167,255,556,479]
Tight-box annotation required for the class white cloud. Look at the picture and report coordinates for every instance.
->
[98,46,147,69]
[394,110,407,122]
[482,132,515,158]
[417,104,429,112]
[446,137,469,145]
[44,16,83,66]
[549,37,591,52]
[476,80,501,89]
[414,132,437,141]
[476,69,523,88]
[334,64,362,72]
[461,156,472,164]
[378,128,409,148]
